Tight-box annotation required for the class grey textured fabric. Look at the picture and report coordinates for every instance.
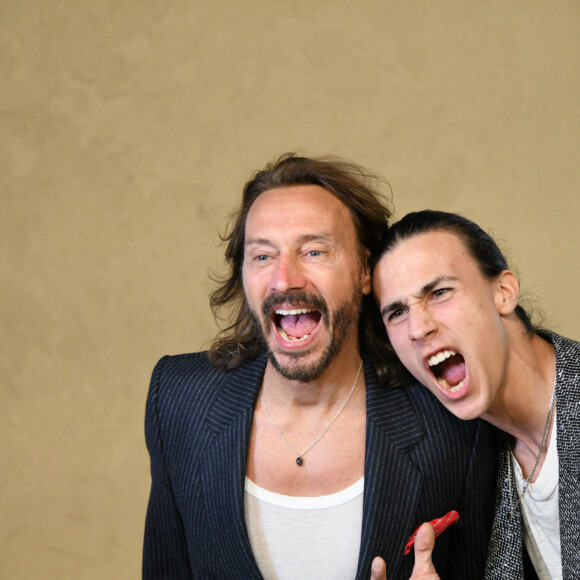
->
[485,330,580,579]
[143,353,498,579]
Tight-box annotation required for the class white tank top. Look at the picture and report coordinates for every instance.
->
[244,477,364,579]
[512,413,562,580]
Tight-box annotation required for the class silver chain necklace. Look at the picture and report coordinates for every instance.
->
[260,362,363,467]
[520,380,557,498]
[509,377,557,517]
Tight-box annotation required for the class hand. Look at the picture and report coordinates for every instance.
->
[370,523,440,580]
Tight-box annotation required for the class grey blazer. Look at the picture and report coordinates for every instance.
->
[143,353,497,579]
[485,330,580,579]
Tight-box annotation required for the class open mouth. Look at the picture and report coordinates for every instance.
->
[428,349,466,393]
[261,293,327,346]
[275,308,322,342]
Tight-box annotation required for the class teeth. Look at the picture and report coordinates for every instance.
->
[428,350,465,393]
[278,326,311,342]
[428,350,456,367]
[436,377,465,393]
[275,308,312,316]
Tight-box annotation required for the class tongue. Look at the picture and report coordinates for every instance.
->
[440,354,466,387]
[279,313,319,338]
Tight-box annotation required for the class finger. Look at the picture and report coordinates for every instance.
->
[413,523,437,572]
[370,556,387,580]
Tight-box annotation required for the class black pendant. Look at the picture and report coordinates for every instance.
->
[296,457,303,466]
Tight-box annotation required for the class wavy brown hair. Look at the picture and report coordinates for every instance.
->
[208,152,399,382]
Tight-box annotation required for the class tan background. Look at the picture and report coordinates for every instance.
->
[2,1,579,578]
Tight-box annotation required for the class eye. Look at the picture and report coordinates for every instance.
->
[303,245,329,259]
[386,307,408,323]
[433,288,448,297]
[248,253,272,264]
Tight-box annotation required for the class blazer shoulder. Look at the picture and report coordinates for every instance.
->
[147,351,244,414]
[147,351,267,425]
[151,351,219,387]
[539,329,580,374]
[145,352,222,439]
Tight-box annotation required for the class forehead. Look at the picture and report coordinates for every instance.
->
[245,185,354,240]
[375,230,481,287]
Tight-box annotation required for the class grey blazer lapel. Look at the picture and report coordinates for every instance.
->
[356,361,425,580]
[200,355,267,578]
[485,435,525,580]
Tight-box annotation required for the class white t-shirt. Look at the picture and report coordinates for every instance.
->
[244,477,364,579]
[512,414,562,580]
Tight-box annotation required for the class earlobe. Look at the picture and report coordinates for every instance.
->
[495,270,520,315]
[361,265,372,295]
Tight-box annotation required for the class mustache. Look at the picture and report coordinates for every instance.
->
[261,292,329,320]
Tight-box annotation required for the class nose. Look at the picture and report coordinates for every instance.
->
[407,307,436,342]
[270,253,307,294]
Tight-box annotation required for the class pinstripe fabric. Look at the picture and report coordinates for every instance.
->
[485,331,580,580]
[143,353,497,579]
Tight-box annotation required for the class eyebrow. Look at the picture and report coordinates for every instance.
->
[380,275,459,318]
[244,233,334,247]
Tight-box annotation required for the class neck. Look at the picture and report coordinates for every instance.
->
[249,348,367,494]
[482,330,556,452]
[263,349,364,410]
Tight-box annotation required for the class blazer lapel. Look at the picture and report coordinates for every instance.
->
[199,355,267,578]
[356,361,426,580]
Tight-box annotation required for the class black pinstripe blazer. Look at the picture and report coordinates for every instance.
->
[143,353,497,579]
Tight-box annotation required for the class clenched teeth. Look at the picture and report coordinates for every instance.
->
[428,349,456,367]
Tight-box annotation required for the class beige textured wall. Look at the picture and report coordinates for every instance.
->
[2,1,579,578]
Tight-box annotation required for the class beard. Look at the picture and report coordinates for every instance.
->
[251,287,363,382]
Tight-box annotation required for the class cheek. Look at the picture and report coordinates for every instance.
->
[402,352,423,375]
[388,330,414,366]
[242,271,263,308]
[243,265,267,291]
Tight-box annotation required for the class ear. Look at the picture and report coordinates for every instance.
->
[494,270,520,316]
[361,249,372,296]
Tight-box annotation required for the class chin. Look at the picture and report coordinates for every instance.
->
[441,399,485,422]
[268,348,330,382]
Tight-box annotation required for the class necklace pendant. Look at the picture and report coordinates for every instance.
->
[261,362,362,472]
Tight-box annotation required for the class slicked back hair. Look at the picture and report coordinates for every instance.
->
[208,153,396,380]
[367,210,538,386]
[373,209,536,331]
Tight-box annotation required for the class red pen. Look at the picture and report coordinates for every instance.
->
[404,510,460,555]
